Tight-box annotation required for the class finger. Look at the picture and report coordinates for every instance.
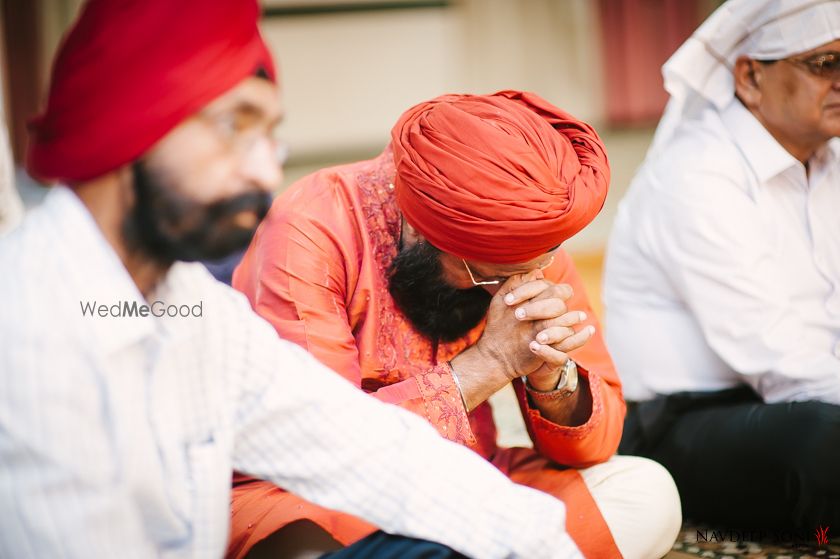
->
[536,310,587,331]
[551,325,595,353]
[505,280,573,307]
[529,283,574,304]
[504,279,551,307]
[528,340,569,368]
[498,268,544,295]
[514,298,568,321]
[535,325,575,345]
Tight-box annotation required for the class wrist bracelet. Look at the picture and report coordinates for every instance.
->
[447,360,469,411]
[524,359,579,402]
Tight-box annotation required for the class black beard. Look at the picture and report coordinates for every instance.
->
[388,241,492,343]
[123,161,272,265]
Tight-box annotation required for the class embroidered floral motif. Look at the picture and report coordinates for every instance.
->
[415,364,476,446]
[354,147,481,447]
[354,148,478,382]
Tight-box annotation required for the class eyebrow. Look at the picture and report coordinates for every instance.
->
[229,100,285,128]
[802,49,840,58]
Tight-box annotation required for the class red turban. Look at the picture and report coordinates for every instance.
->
[27,0,276,183]
[391,90,610,264]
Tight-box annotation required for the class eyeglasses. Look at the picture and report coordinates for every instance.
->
[200,110,288,165]
[462,255,556,287]
[761,51,840,81]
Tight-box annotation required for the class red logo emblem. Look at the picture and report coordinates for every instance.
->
[816,525,830,546]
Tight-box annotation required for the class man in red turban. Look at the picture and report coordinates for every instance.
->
[232,91,682,559]
[0,2,604,558]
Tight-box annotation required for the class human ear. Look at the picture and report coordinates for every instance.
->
[733,56,763,109]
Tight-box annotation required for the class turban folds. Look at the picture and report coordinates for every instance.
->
[391,90,610,264]
[27,0,276,183]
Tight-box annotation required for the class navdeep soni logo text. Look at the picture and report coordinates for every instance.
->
[80,300,204,318]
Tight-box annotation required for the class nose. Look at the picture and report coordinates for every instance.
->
[241,136,283,194]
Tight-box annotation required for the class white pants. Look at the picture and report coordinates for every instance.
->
[580,455,682,558]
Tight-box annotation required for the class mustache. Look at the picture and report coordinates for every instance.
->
[125,161,273,264]
[204,190,273,224]
[172,190,272,261]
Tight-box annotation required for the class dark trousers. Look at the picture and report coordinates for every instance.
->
[620,386,840,530]
[322,531,468,559]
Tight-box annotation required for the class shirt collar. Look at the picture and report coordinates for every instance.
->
[46,186,160,354]
[817,137,840,166]
[719,98,800,185]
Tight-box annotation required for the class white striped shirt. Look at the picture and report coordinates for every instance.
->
[0,186,581,559]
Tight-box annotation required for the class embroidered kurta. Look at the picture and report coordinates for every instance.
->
[230,148,626,558]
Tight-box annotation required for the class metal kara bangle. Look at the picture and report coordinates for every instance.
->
[447,360,469,411]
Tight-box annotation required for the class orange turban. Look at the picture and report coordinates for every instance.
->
[391,90,610,264]
[27,0,275,183]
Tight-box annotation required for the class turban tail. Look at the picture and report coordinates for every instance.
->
[391,90,609,264]
[27,0,276,183]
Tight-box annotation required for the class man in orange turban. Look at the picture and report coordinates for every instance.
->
[232,91,682,559]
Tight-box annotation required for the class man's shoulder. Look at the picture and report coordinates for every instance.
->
[254,152,395,260]
[0,206,69,332]
[168,261,254,315]
[168,262,288,341]
[632,110,756,215]
[260,161,369,241]
[0,228,91,383]
[278,153,391,213]
[652,111,749,186]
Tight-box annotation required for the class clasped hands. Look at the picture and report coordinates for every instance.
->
[451,269,593,411]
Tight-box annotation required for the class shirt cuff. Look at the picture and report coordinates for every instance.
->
[521,367,604,440]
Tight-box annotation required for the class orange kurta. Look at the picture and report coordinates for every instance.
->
[229,147,625,559]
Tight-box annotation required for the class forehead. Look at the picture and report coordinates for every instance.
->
[796,38,840,57]
[204,76,283,118]
[470,250,555,276]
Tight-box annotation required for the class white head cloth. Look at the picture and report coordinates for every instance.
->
[649,0,840,154]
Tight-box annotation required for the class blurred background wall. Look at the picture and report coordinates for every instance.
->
[2,0,719,252]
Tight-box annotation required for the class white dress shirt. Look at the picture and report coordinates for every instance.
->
[604,98,840,404]
[0,186,581,559]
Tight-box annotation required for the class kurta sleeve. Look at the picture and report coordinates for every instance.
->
[233,171,474,445]
[514,249,626,468]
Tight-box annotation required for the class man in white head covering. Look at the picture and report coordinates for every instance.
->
[604,0,840,531]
